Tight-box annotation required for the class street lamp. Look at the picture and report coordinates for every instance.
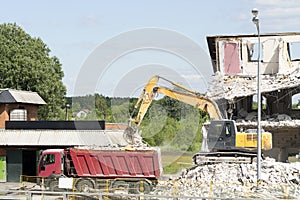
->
[65,104,70,120]
[252,8,262,187]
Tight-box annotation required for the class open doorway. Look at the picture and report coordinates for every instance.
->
[22,150,37,177]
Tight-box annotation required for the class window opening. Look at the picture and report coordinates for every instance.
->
[252,94,267,110]
[288,42,300,61]
[225,123,232,137]
[248,42,263,62]
[292,93,300,110]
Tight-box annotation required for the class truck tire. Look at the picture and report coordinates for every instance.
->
[46,174,64,190]
[111,180,129,193]
[75,179,94,192]
[112,180,127,189]
[131,181,151,194]
[49,180,61,192]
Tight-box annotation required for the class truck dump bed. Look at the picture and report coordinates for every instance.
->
[67,147,162,179]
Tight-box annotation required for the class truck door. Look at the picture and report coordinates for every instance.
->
[38,153,61,177]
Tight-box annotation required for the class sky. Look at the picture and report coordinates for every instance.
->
[1,0,300,97]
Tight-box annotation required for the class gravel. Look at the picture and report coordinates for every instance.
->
[152,158,300,199]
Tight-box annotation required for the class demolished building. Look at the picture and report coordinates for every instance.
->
[206,32,300,162]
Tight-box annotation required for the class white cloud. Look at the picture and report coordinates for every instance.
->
[81,14,100,27]
[249,1,300,31]
[263,7,300,18]
[255,0,299,8]
[181,74,205,80]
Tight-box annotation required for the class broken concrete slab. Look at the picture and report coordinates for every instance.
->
[207,70,300,101]
[152,158,300,199]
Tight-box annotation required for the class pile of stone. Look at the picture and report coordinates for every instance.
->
[152,158,300,199]
[235,112,300,129]
[236,109,294,122]
[207,70,300,101]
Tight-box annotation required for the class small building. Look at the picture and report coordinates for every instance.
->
[75,109,89,119]
[0,128,126,182]
[0,89,129,182]
[0,89,46,128]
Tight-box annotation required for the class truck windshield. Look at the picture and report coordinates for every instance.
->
[42,154,55,165]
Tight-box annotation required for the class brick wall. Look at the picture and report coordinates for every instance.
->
[0,104,39,129]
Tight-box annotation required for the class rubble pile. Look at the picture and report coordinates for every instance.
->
[207,70,300,100]
[205,71,300,128]
[153,158,300,199]
[235,114,300,129]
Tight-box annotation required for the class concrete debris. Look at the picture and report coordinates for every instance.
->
[205,71,300,128]
[276,114,292,121]
[207,70,300,100]
[238,108,248,118]
[245,111,257,121]
[153,158,300,199]
[236,119,300,129]
[234,111,300,129]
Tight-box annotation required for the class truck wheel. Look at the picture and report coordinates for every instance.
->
[112,181,129,193]
[111,181,129,195]
[112,181,127,188]
[49,180,61,191]
[131,181,151,194]
[75,179,94,192]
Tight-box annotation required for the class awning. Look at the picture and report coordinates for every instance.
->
[0,129,128,147]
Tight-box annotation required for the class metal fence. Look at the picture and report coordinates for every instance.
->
[13,175,300,200]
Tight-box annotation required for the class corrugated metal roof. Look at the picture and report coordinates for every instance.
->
[0,129,128,146]
[0,89,46,105]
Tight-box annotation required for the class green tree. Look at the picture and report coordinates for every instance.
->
[0,23,66,119]
[157,96,182,120]
[111,98,131,123]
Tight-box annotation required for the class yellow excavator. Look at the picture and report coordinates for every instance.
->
[125,75,272,164]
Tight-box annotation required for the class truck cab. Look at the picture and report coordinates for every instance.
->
[38,149,64,177]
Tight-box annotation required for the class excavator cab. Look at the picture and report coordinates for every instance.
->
[207,120,237,151]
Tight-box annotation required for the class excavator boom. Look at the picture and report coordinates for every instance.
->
[131,75,223,127]
[156,87,223,120]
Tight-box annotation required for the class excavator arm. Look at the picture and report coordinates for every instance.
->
[125,75,228,148]
[132,75,159,127]
[131,75,222,128]
[155,87,222,120]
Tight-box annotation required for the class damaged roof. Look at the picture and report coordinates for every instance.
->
[206,70,300,100]
[206,32,300,100]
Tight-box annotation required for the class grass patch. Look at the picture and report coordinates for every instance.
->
[288,156,299,162]
[161,152,195,174]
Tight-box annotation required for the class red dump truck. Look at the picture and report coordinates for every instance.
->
[38,146,163,193]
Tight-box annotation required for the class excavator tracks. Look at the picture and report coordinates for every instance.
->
[193,151,257,165]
